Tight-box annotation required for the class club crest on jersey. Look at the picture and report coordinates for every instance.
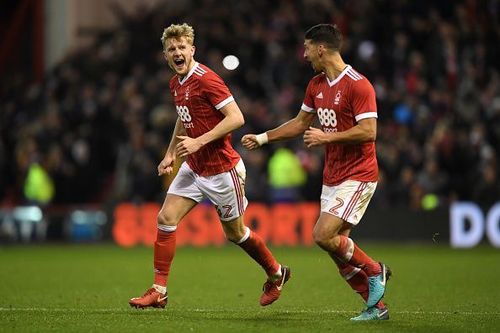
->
[334,90,342,105]
[185,87,190,100]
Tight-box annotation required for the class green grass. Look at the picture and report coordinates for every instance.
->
[0,244,499,332]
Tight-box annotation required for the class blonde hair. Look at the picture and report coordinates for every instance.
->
[161,23,195,49]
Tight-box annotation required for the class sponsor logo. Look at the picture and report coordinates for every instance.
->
[176,105,192,122]
[450,202,500,248]
[176,105,194,128]
[317,108,338,128]
[316,92,323,99]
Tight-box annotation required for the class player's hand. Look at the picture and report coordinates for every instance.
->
[158,154,175,176]
[176,135,203,157]
[241,134,260,150]
[303,127,328,148]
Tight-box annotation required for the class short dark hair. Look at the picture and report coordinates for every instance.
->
[304,24,343,51]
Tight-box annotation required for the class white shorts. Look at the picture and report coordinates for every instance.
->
[167,159,248,222]
[320,180,377,225]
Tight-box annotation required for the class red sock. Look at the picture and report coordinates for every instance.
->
[238,230,280,277]
[334,235,381,276]
[338,263,385,309]
[153,229,176,287]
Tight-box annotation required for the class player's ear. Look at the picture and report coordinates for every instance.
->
[318,44,325,57]
[191,45,196,56]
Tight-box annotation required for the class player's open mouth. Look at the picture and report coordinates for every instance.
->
[174,58,185,68]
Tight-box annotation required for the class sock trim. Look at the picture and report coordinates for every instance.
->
[273,264,282,277]
[345,237,354,261]
[158,224,177,233]
[342,267,361,281]
[236,227,251,244]
[152,284,167,294]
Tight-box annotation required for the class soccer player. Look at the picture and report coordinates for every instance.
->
[129,23,290,309]
[242,24,390,321]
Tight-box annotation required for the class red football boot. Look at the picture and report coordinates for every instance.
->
[260,266,291,306]
[129,287,168,309]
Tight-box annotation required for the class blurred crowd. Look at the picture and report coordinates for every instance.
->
[1,0,499,211]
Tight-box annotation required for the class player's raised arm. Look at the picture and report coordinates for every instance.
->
[241,110,315,150]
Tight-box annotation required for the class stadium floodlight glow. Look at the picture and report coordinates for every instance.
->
[222,55,239,70]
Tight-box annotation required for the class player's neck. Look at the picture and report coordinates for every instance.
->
[323,53,347,81]
[179,60,197,80]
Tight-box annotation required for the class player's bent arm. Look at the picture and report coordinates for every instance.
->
[158,117,185,175]
[196,101,245,146]
[266,110,316,143]
[328,117,377,144]
[166,118,186,156]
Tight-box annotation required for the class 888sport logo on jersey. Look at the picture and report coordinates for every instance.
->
[176,105,194,128]
[317,108,338,133]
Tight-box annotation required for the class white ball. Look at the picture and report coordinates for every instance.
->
[222,55,240,70]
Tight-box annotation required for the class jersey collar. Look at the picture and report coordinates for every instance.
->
[325,65,351,87]
[178,62,200,85]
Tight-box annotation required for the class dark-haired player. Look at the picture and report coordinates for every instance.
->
[242,24,390,321]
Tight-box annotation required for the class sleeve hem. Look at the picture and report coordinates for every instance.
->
[215,96,235,110]
[301,103,315,113]
[355,112,378,122]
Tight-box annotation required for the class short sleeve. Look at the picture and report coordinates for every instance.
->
[200,73,234,110]
[301,80,316,113]
[351,79,377,122]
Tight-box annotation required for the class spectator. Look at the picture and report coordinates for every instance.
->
[267,147,307,202]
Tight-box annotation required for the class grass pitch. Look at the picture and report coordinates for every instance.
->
[1,243,499,332]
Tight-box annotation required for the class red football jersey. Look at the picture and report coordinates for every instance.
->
[169,62,240,176]
[301,65,378,186]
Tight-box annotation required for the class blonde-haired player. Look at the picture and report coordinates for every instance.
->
[129,23,290,309]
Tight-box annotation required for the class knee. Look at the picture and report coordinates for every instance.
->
[326,235,342,251]
[157,210,178,227]
[224,223,248,244]
[226,233,241,243]
[226,228,247,243]
[313,228,329,249]
[313,227,340,251]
